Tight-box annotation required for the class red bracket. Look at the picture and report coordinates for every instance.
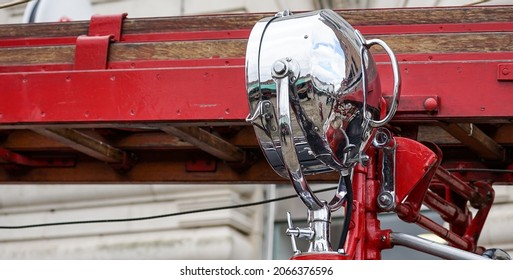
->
[88,13,127,41]
[0,146,75,173]
[74,35,113,70]
[497,63,513,81]
[74,13,127,70]
[384,95,440,113]
[185,158,217,172]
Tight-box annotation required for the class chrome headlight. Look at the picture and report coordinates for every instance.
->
[246,10,400,179]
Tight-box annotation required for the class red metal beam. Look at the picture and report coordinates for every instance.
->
[378,54,513,122]
[1,55,513,126]
[0,66,247,126]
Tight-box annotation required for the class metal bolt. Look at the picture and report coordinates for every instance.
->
[275,10,292,17]
[360,154,370,165]
[502,67,510,76]
[378,192,394,210]
[379,193,392,205]
[272,61,287,76]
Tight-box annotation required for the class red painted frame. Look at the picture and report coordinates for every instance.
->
[0,14,511,126]
[290,138,494,260]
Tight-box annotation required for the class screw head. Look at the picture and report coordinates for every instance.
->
[379,193,392,204]
[378,192,394,210]
[272,61,287,76]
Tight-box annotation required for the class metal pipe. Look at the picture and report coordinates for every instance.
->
[390,232,489,260]
[434,168,474,201]
[424,190,467,226]
[395,204,471,250]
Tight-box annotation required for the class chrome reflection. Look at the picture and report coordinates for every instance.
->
[245,9,401,255]
[246,10,391,176]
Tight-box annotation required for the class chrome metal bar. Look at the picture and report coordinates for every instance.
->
[364,36,401,128]
[373,128,397,211]
[275,80,324,210]
[273,60,324,211]
[390,232,489,260]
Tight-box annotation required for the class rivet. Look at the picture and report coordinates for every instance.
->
[423,97,438,111]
